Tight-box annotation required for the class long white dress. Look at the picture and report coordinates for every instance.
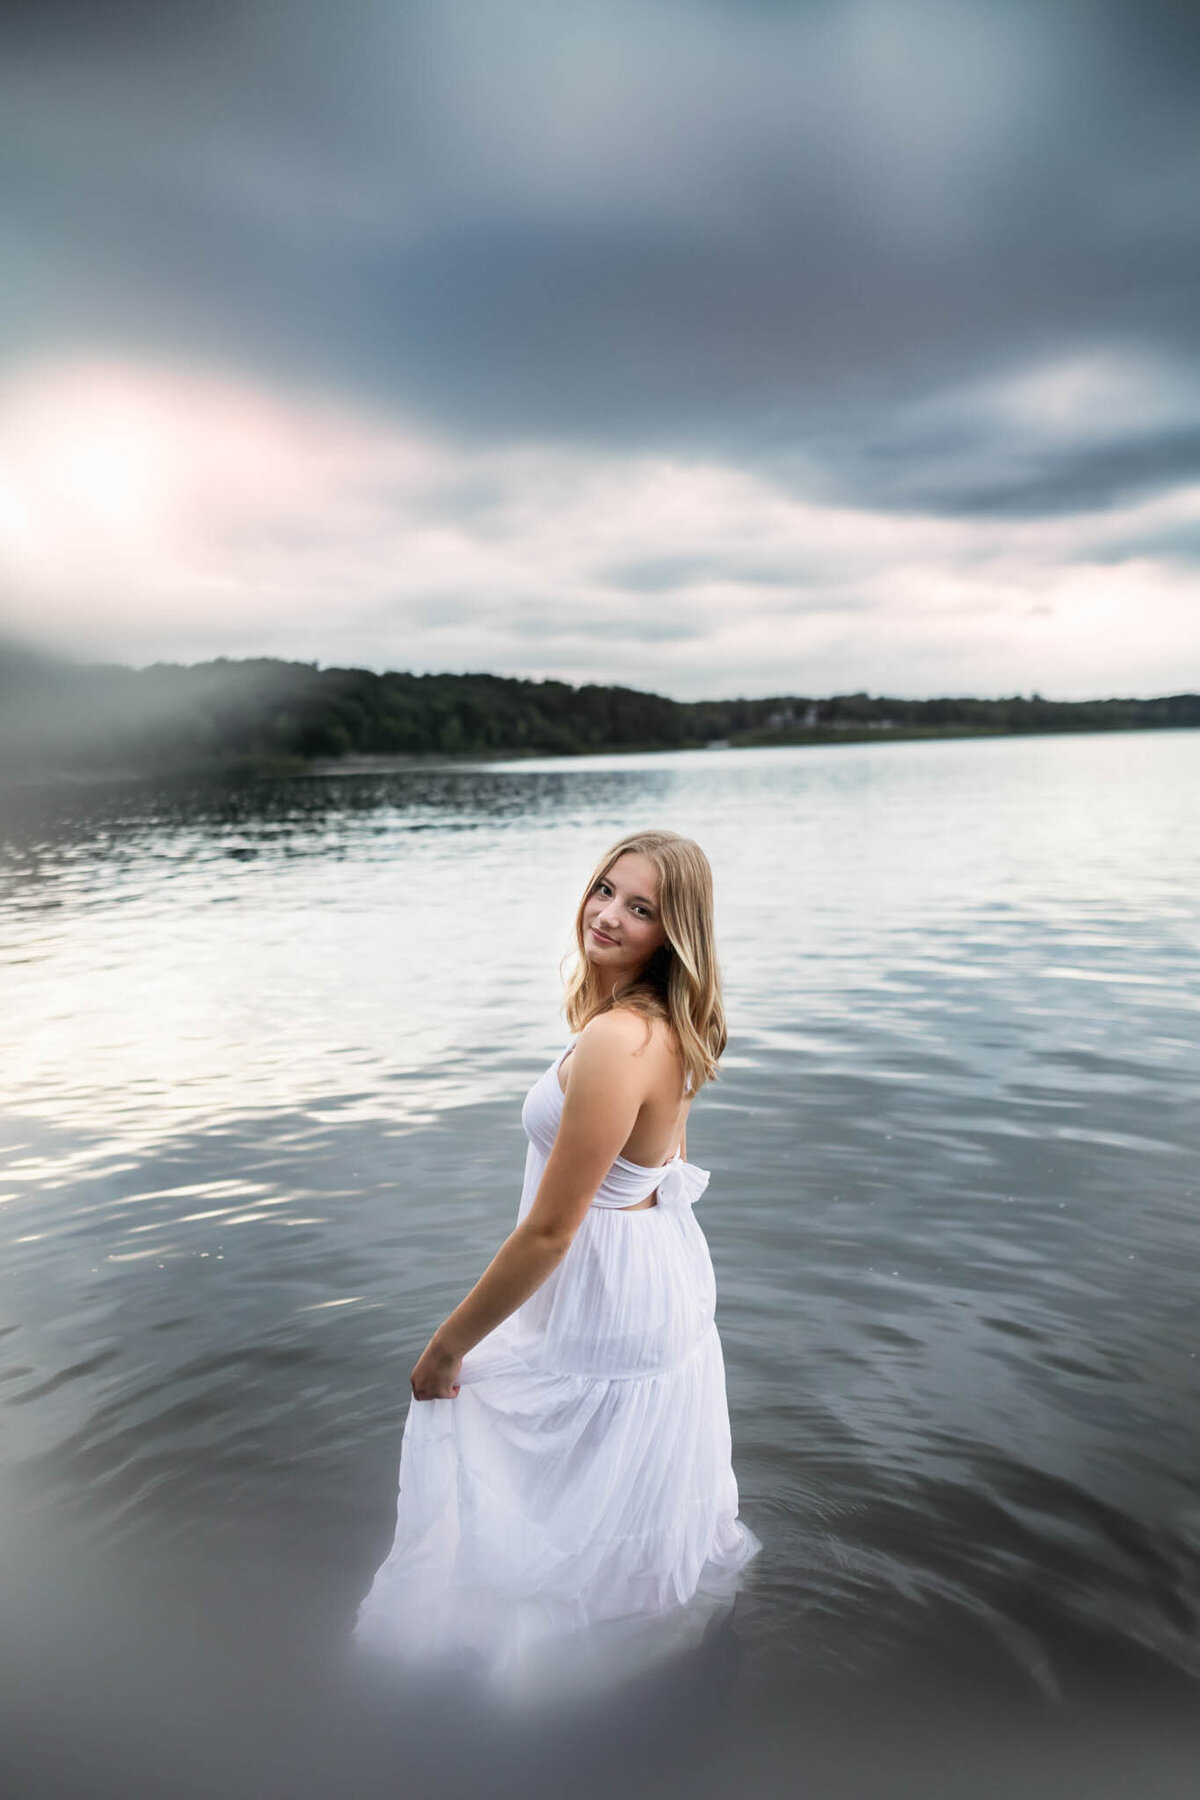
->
[352,1035,761,1698]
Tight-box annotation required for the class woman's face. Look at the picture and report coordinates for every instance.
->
[582,851,668,978]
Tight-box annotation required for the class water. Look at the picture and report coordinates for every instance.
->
[1,732,1198,1797]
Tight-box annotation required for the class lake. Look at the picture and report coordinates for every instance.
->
[1,730,1198,1798]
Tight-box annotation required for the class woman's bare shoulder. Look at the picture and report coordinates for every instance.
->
[571,1010,687,1109]
[575,1007,650,1056]
[604,1005,684,1072]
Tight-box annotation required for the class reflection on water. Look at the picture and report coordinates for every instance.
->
[1,732,1199,1794]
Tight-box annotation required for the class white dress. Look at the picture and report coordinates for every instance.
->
[352,1035,761,1698]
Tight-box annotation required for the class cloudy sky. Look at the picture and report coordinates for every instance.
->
[2,0,1198,700]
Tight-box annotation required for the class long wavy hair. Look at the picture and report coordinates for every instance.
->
[560,830,727,1092]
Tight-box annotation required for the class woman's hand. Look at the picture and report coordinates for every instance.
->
[410,1331,463,1401]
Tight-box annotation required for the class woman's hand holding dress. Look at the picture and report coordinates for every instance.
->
[410,1335,463,1399]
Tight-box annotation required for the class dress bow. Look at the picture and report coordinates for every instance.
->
[655,1157,711,1210]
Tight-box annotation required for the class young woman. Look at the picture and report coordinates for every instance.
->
[352,829,760,1693]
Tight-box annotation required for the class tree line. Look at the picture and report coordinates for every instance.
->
[1,642,1197,777]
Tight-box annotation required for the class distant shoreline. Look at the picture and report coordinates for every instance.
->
[3,717,1199,791]
[301,717,1199,773]
[3,648,1197,785]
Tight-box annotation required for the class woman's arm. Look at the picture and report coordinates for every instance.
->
[410,1013,650,1398]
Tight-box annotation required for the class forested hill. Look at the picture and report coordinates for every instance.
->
[1,645,1198,778]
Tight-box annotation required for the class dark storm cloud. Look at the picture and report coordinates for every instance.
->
[813,417,1200,520]
[2,0,1199,528]
[904,427,1200,520]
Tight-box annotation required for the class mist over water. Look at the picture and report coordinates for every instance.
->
[2,732,1199,1796]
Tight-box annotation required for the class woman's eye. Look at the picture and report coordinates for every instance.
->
[594,880,651,918]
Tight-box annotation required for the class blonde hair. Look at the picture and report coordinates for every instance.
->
[560,829,727,1092]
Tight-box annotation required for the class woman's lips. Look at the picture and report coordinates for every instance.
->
[590,927,618,945]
